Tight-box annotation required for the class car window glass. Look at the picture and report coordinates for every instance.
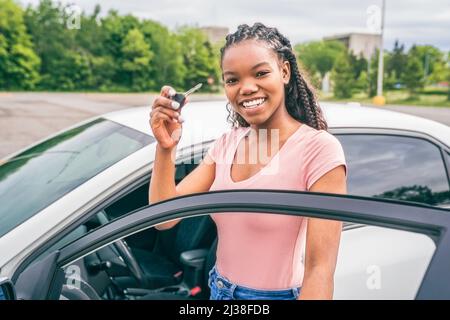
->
[102,152,203,222]
[57,213,435,300]
[336,134,450,206]
[32,152,204,265]
[0,119,154,238]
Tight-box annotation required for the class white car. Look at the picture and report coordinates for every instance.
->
[0,101,449,300]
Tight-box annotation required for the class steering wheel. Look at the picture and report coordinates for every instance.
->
[113,239,149,288]
[96,211,148,288]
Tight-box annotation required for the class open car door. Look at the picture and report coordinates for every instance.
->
[5,190,450,300]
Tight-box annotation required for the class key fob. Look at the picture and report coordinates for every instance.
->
[171,93,186,108]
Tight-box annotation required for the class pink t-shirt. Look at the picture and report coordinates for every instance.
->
[207,123,347,290]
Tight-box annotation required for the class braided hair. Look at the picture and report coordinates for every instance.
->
[220,23,328,131]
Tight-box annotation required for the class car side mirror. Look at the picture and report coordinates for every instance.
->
[0,278,16,300]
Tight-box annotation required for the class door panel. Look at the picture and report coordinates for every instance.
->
[39,191,450,300]
[54,212,438,300]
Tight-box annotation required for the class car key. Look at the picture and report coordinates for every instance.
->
[170,83,203,109]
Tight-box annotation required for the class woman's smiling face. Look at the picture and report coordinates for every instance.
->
[221,39,291,127]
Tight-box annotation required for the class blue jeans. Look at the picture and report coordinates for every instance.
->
[208,265,301,300]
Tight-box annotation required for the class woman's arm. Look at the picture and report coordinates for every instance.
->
[150,150,216,230]
[298,165,347,300]
[148,85,217,230]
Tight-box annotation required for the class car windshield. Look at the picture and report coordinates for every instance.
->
[0,118,154,238]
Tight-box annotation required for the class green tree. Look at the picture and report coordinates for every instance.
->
[386,40,407,84]
[384,71,398,91]
[401,55,425,96]
[140,20,186,90]
[295,40,347,87]
[368,53,378,97]
[426,51,449,85]
[72,5,115,90]
[43,50,93,90]
[120,28,154,90]
[177,27,220,92]
[355,70,368,92]
[349,52,368,80]
[75,4,106,56]
[89,55,116,91]
[331,53,355,98]
[0,0,40,89]
[101,11,141,89]
[24,0,76,89]
[409,45,445,85]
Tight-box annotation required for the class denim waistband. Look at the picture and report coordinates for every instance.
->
[208,265,301,300]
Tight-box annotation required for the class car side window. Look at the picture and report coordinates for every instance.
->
[33,153,204,263]
[336,134,450,207]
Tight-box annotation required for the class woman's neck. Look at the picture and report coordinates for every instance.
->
[249,105,302,142]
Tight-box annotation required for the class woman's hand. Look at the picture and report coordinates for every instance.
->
[149,85,185,150]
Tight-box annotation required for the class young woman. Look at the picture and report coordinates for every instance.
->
[149,23,347,300]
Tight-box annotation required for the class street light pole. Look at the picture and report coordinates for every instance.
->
[374,0,386,106]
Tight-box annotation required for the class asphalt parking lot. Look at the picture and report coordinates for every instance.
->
[0,92,449,159]
[0,92,222,159]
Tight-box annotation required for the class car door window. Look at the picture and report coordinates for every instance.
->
[31,152,204,265]
[103,152,203,221]
[336,134,450,206]
[56,212,436,300]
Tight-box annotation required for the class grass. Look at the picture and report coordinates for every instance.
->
[320,88,450,108]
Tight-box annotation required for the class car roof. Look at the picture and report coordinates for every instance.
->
[104,100,450,147]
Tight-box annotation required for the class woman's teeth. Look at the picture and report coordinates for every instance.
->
[242,98,266,109]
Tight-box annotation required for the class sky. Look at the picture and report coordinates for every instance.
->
[19,0,450,51]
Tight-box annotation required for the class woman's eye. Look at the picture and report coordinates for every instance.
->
[256,71,269,77]
[225,78,237,85]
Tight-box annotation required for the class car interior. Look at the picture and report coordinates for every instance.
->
[59,157,219,300]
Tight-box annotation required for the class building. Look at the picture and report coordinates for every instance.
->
[199,26,229,44]
[324,32,382,60]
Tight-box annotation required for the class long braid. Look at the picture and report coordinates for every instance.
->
[220,23,328,131]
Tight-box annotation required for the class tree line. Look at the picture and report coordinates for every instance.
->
[0,0,221,92]
[296,40,450,99]
[1,0,449,99]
